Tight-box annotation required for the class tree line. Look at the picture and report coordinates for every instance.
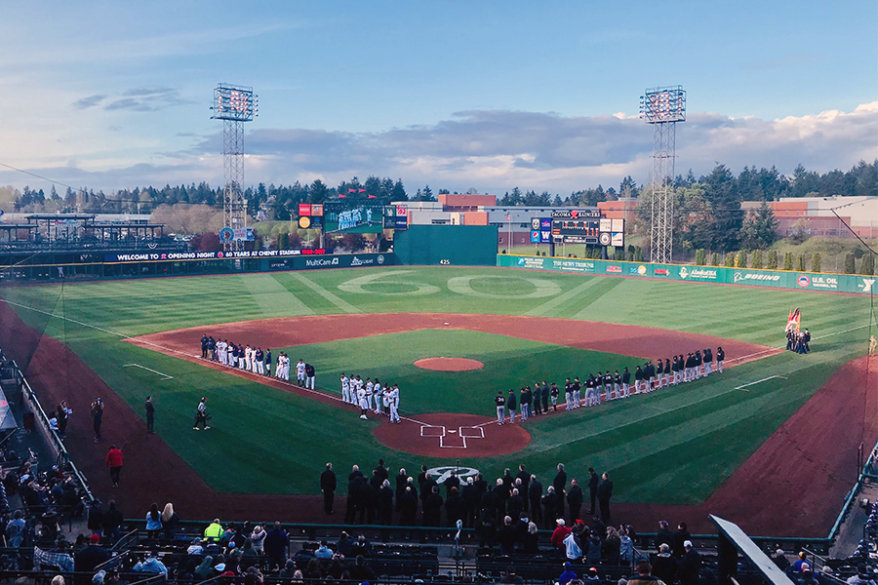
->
[6,160,876,252]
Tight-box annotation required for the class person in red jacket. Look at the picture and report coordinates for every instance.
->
[105,445,123,488]
[550,518,572,549]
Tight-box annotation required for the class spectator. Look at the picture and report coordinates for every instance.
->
[498,515,517,555]
[585,530,602,566]
[628,561,664,585]
[250,524,266,555]
[161,502,180,540]
[673,522,691,558]
[277,559,297,580]
[619,526,634,566]
[604,526,621,565]
[584,567,601,585]
[564,525,583,561]
[264,521,289,571]
[772,549,790,572]
[133,550,168,577]
[678,540,701,585]
[655,521,674,549]
[74,533,110,575]
[792,552,810,573]
[559,561,578,585]
[204,518,223,542]
[551,518,572,549]
[652,543,678,584]
[314,540,334,560]
[102,501,123,542]
[6,510,25,547]
[524,521,539,554]
[194,555,215,580]
[34,540,74,573]
[144,503,162,540]
[847,566,876,585]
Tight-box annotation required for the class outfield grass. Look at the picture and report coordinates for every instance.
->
[0,266,870,502]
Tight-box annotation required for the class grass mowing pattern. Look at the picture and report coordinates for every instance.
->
[0,266,870,500]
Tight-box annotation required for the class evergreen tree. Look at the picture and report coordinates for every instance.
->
[812,253,822,273]
[861,254,875,275]
[783,252,794,271]
[702,165,744,252]
[766,249,778,270]
[736,250,748,267]
[724,252,735,267]
[695,249,706,265]
[844,253,856,274]
[751,249,763,269]
[797,254,806,271]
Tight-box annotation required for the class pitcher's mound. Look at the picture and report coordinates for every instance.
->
[414,357,484,371]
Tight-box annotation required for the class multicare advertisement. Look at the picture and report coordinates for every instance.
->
[501,255,875,295]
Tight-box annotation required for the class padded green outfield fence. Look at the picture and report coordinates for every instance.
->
[498,254,876,295]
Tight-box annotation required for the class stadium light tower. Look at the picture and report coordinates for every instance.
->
[640,85,686,264]
[211,83,258,251]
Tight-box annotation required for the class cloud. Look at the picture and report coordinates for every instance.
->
[72,94,106,110]
[103,87,191,112]
[2,102,876,195]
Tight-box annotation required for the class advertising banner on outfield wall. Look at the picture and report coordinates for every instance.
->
[499,255,874,295]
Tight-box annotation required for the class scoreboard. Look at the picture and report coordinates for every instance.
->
[551,209,601,244]
[551,210,624,247]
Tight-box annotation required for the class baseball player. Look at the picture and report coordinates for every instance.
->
[255,348,264,375]
[389,384,400,423]
[264,349,271,376]
[373,379,384,414]
[572,377,581,408]
[357,385,369,419]
[296,359,306,385]
[193,397,210,430]
[341,373,351,403]
[495,391,506,425]
[716,346,725,373]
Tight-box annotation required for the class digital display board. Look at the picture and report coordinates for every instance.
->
[321,201,385,234]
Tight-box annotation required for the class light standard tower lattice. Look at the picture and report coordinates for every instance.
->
[640,85,685,263]
[211,83,258,251]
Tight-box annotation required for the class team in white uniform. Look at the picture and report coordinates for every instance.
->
[342,373,400,422]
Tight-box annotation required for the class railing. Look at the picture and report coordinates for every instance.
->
[14,358,95,503]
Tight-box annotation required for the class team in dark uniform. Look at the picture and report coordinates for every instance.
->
[492,346,728,423]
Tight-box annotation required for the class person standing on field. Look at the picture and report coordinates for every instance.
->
[145,395,155,433]
[91,397,104,443]
[105,445,123,488]
[321,463,337,515]
[495,391,506,425]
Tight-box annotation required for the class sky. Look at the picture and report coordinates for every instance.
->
[0,0,876,197]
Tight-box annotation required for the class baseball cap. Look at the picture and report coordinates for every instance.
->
[683,540,693,548]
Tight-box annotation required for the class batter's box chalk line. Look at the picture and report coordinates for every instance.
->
[419,424,485,448]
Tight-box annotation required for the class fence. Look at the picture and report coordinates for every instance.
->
[498,254,876,295]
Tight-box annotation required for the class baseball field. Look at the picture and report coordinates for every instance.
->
[0,264,873,536]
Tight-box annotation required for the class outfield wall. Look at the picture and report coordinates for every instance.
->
[498,254,876,295]
[395,225,498,266]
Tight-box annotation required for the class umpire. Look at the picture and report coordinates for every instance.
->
[321,462,337,515]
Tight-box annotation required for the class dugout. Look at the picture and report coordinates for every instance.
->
[393,225,498,266]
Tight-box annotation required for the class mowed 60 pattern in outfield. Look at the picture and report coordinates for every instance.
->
[0,266,872,533]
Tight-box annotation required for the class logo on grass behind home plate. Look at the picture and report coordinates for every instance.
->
[426,466,480,484]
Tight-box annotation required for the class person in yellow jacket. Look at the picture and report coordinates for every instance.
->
[204,518,223,541]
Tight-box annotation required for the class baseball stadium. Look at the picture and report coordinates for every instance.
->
[0,221,875,582]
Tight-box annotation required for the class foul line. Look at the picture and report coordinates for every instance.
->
[734,375,787,391]
[123,363,173,380]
